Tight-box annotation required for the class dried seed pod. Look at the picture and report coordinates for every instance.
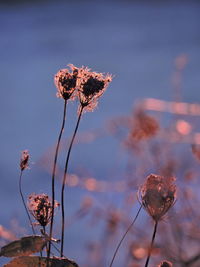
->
[139,174,176,222]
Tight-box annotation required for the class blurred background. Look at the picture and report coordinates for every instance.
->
[0,0,200,266]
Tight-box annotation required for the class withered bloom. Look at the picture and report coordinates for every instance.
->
[158,260,173,267]
[28,193,59,227]
[191,144,200,161]
[128,110,159,142]
[54,64,78,100]
[106,211,121,234]
[20,150,29,171]
[78,66,112,112]
[139,174,176,222]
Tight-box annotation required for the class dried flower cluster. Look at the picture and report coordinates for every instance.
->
[139,174,176,222]
[106,211,121,234]
[28,194,59,227]
[127,110,159,142]
[54,64,112,112]
[78,66,112,112]
[20,150,29,171]
[54,64,78,100]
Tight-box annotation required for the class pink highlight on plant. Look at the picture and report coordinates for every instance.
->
[28,193,59,227]
[77,66,112,112]
[20,150,29,171]
[139,174,177,222]
[54,64,78,100]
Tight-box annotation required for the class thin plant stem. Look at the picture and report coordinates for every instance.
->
[60,105,84,257]
[19,170,35,235]
[42,226,48,257]
[47,99,67,262]
[109,205,142,267]
[144,220,158,267]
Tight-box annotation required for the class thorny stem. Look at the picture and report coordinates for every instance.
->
[19,170,35,235]
[109,205,142,267]
[47,99,67,263]
[144,220,158,267]
[60,105,84,257]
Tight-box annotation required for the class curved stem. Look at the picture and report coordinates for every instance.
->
[19,170,35,235]
[60,105,84,257]
[144,220,158,267]
[47,99,67,262]
[109,205,142,267]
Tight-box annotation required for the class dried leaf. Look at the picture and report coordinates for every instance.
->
[0,236,47,257]
[4,256,79,267]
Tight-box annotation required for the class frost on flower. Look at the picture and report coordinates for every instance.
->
[54,64,78,100]
[28,193,59,227]
[78,66,112,112]
[139,174,176,222]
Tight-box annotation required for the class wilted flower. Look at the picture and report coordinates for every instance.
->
[139,174,176,222]
[20,150,29,171]
[78,66,112,112]
[28,193,59,227]
[158,260,173,267]
[54,64,78,100]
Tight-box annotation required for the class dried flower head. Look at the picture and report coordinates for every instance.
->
[28,193,59,227]
[106,210,121,234]
[139,174,176,222]
[158,260,173,267]
[54,64,78,100]
[191,144,200,161]
[78,66,112,112]
[20,150,29,171]
[128,110,159,142]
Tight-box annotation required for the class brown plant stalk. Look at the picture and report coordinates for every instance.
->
[19,150,35,235]
[19,170,35,235]
[109,205,142,267]
[60,105,84,257]
[48,99,67,260]
[144,220,158,267]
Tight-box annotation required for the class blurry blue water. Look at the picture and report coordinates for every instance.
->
[0,0,200,266]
